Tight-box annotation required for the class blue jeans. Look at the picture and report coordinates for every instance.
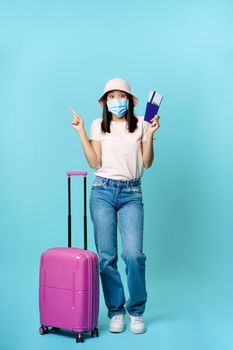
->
[89,176,147,319]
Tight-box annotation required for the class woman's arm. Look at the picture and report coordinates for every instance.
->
[142,114,160,168]
[71,110,101,168]
[78,129,101,168]
[142,134,154,168]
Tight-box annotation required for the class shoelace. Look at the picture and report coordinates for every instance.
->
[131,316,143,323]
[113,315,124,321]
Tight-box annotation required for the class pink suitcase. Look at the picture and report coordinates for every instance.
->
[39,171,99,343]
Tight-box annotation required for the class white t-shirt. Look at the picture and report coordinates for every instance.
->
[89,116,148,180]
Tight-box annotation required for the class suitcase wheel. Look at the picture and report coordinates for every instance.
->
[76,332,84,343]
[39,325,49,335]
[91,327,99,337]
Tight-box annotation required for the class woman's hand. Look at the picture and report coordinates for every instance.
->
[147,114,160,136]
[71,107,85,133]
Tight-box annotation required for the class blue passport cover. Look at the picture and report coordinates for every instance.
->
[144,91,163,122]
[144,102,159,122]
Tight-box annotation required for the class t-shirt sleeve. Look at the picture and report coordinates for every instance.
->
[142,119,148,142]
[89,119,101,141]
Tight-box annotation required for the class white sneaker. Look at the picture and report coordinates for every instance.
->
[129,314,146,334]
[109,314,126,333]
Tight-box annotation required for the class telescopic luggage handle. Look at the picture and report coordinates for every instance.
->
[66,171,87,250]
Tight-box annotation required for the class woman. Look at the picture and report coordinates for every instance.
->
[71,78,160,334]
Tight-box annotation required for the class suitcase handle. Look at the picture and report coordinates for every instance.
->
[67,171,87,176]
[66,171,87,250]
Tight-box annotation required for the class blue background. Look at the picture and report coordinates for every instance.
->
[1,0,233,349]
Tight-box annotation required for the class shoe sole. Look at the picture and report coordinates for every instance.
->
[109,327,125,333]
[130,327,146,334]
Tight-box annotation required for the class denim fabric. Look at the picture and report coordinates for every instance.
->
[89,176,147,319]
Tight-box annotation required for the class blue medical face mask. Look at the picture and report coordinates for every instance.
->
[107,99,129,118]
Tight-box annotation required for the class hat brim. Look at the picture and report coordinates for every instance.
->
[98,90,138,107]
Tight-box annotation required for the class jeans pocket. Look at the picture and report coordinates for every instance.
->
[92,179,106,190]
[130,186,142,194]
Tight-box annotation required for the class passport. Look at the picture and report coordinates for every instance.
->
[144,91,163,122]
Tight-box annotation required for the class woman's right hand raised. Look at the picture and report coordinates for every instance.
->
[71,108,84,133]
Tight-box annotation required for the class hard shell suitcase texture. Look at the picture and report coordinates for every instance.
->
[39,171,99,343]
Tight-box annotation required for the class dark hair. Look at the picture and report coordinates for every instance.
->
[100,92,138,133]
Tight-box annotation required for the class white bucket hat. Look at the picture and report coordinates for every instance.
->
[98,77,138,106]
